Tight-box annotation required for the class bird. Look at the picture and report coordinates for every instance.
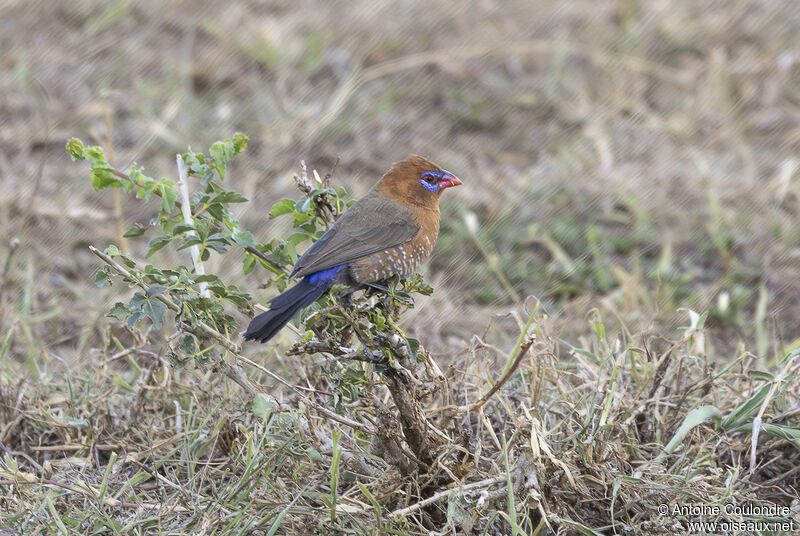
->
[244,155,462,343]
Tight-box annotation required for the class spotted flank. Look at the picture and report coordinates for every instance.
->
[351,227,436,283]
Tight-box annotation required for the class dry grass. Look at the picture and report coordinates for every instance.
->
[2,306,798,533]
[2,0,800,534]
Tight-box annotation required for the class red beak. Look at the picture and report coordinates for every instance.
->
[439,170,462,189]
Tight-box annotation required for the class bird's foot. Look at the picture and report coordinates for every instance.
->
[364,282,391,293]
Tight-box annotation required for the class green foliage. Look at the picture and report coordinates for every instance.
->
[300,273,433,410]
[66,134,286,353]
[68,134,432,377]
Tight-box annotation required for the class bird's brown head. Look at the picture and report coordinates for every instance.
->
[375,155,462,209]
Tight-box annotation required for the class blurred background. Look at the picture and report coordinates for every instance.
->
[3,0,800,364]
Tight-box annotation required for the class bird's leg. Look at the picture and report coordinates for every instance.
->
[337,292,355,346]
[338,291,354,309]
[363,281,403,310]
[364,281,391,293]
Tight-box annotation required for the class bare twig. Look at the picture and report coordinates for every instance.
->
[390,475,506,517]
[466,307,539,412]
[234,352,369,432]
[176,154,208,297]
[324,156,340,185]
[294,160,337,225]
[90,245,237,350]
[467,334,535,412]
[88,244,369,433]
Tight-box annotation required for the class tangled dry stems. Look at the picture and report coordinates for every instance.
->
[2,297,798,533]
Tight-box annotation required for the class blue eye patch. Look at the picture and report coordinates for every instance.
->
[419,171,443,192]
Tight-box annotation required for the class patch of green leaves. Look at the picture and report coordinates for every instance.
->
[109,285,168,331]
[66,138,178,218]
[71,134,434,410]
[68,135,261,352]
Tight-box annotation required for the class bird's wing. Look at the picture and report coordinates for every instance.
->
[290,190,419,278]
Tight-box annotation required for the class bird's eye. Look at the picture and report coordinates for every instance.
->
[420,171,443,183]
[419,171,443,192]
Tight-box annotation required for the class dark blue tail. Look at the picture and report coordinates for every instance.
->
[244,266,343,343]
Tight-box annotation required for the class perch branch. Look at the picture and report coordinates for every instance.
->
[89,245,367,432]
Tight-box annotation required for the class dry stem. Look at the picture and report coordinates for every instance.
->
[176,154,208,297]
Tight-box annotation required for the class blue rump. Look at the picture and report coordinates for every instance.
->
[305,264,345,285]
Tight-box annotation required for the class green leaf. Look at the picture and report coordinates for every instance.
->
[146,235,172,257]
[269,198,296,218]
[209,136,245,180]
[141,297,167,330]
[94,269,110,287]
[232,229,254,247]
[104,244,136,268]
[127,310,144,329]
[251,393,273,420]
[182,152,202,170]
[309,187,337,199]
[373,312,387,330]
[210,140,235,165]
[206,203,226,221]
[405,337,421,361]
[721,382,773,430]
[283,241,298,263]
[176,237,203,250]
[108,302,129,321]
[295,197,312,214]
[194,274,222,284]
[125,164,145,194]
[656,405,722,462]
[65,138,86,161]
[119,255,136,269]
[178,334,197,355]
[146,285,167,298]
[88,160,122,191]
[159,180,178,213]
[212,284,251,308]
[123,224,145,238]
[305,447,324,463]
[113,375,134,392]
[728,423,800,450]
[243,254,256,275]
[205,238,230,254]
[286,232,311,247]
[172,223,195,235]
[194,219,214,240]
[210,191,248,204]
[200,167,215,188]
[749,371,775,382]
[231,132,248,153]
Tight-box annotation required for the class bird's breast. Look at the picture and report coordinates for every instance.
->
[349,227,437,284]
